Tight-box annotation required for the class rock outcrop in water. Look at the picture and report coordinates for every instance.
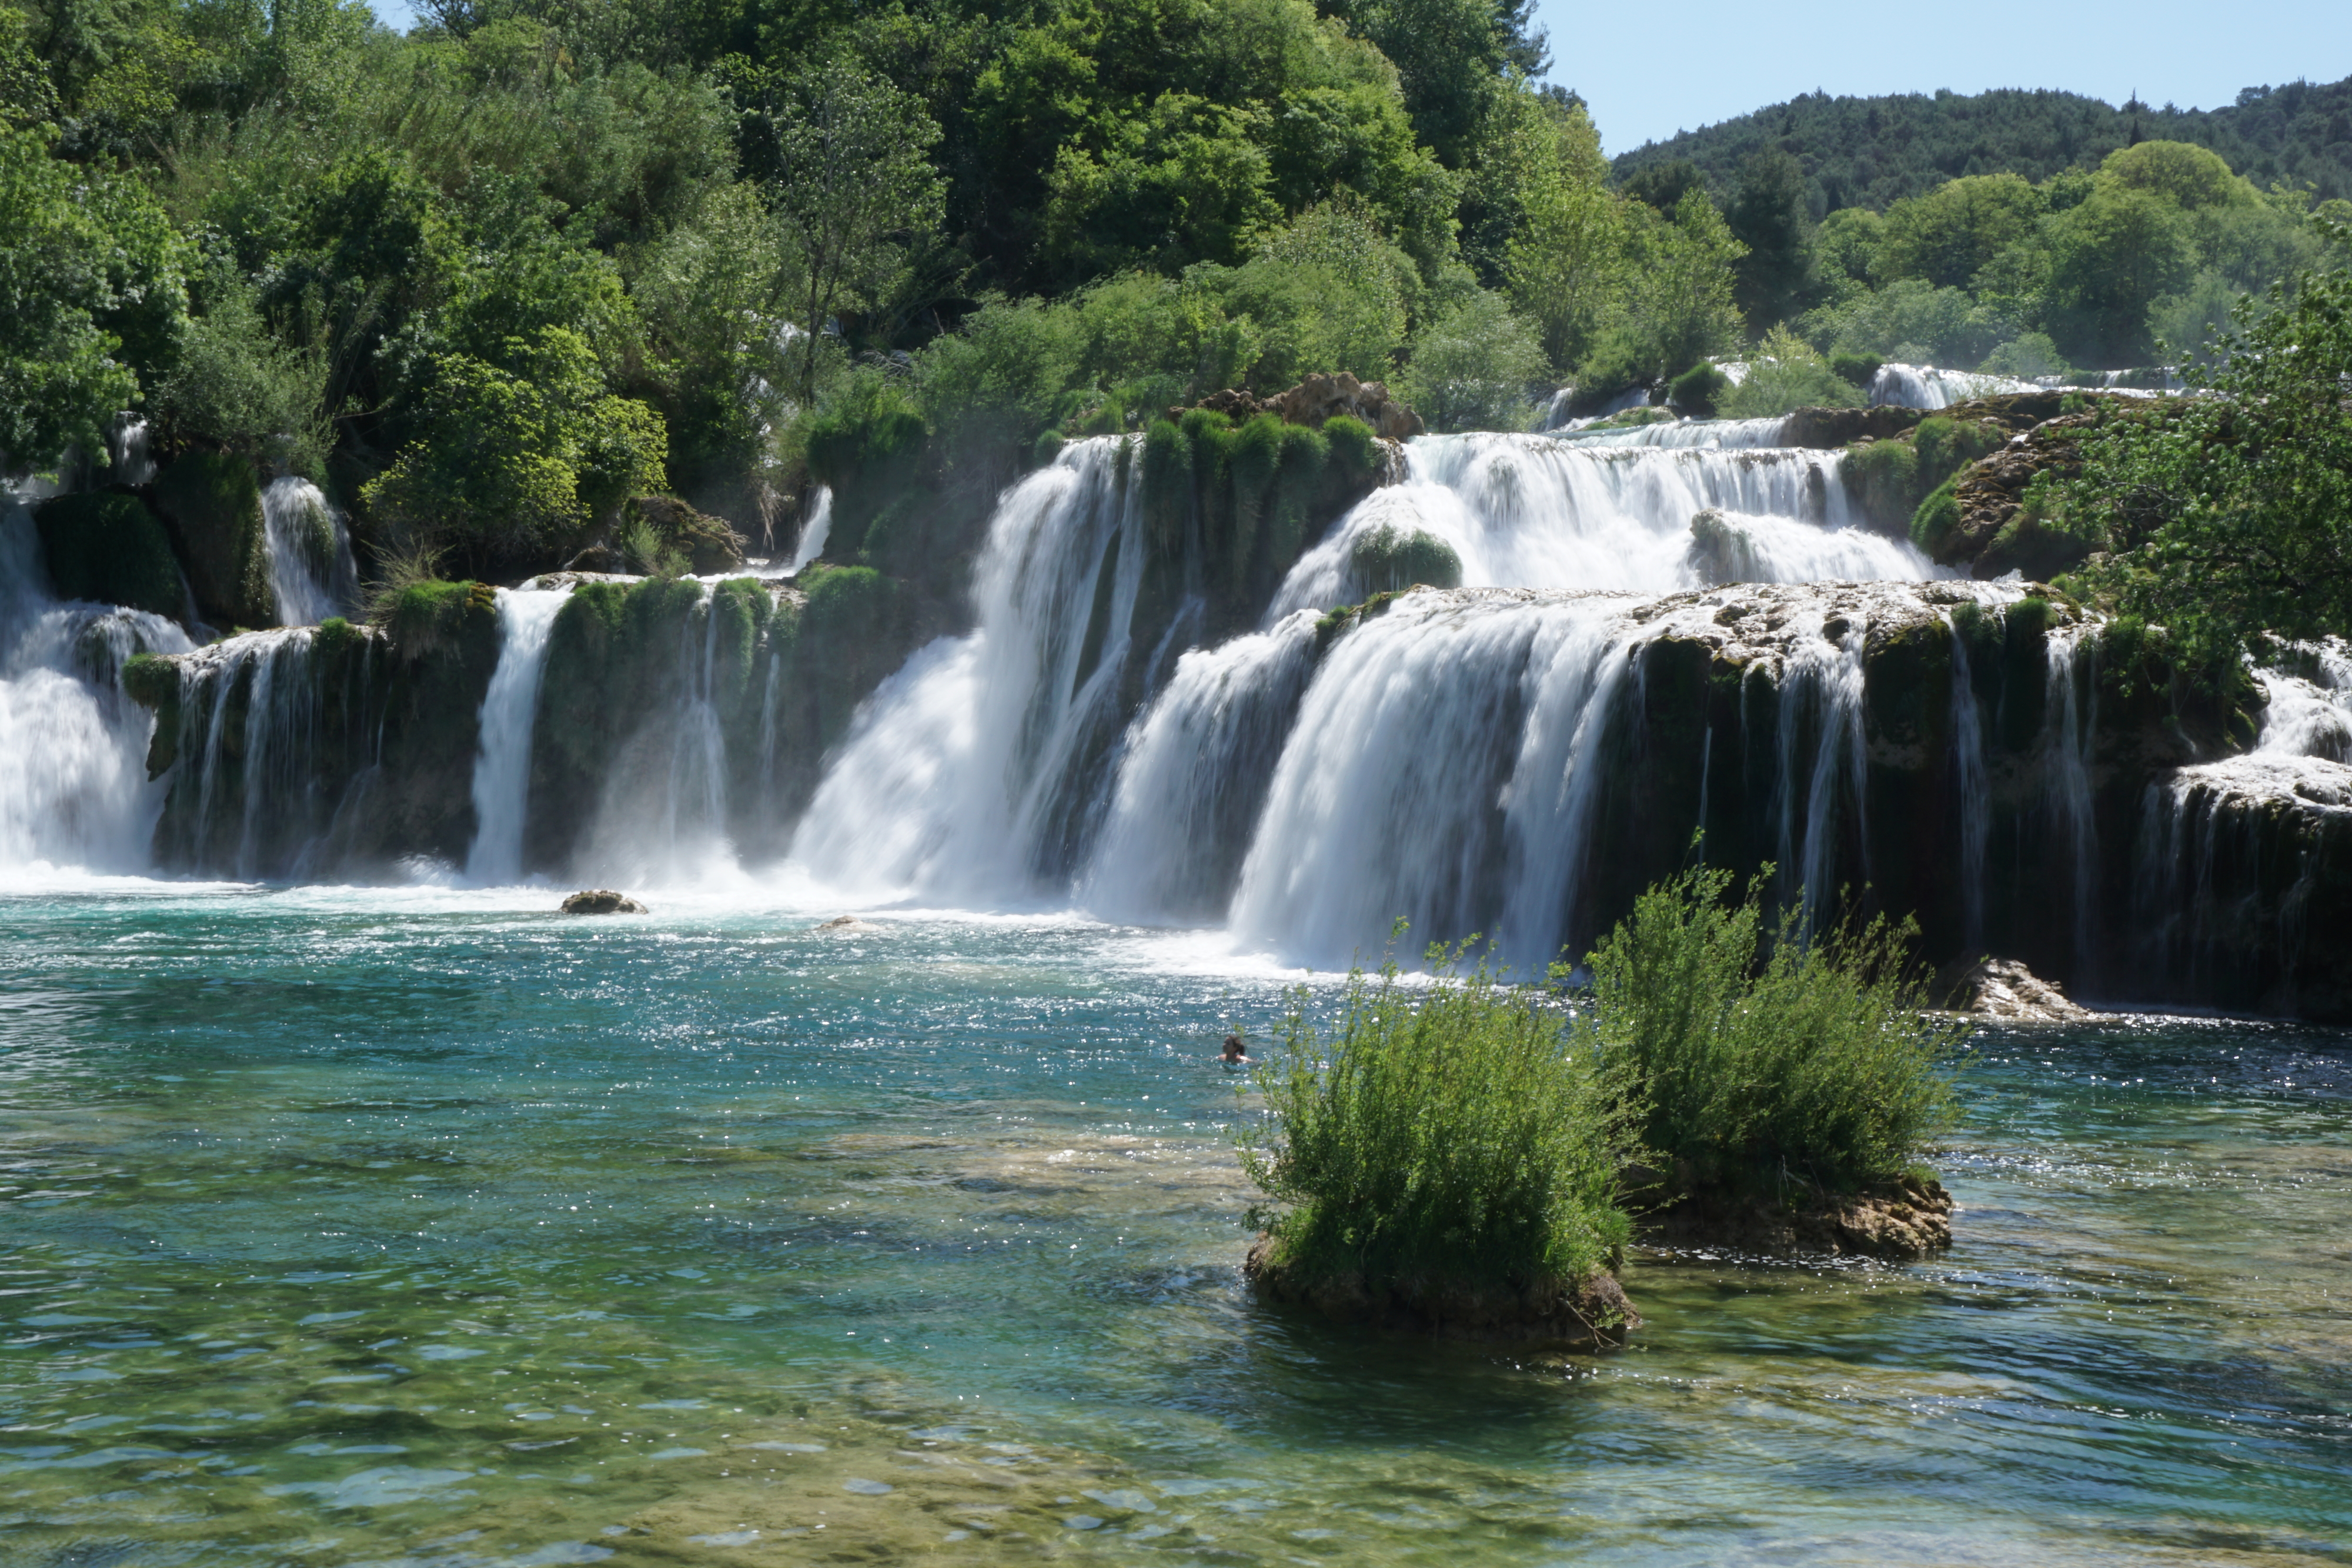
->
[1643,1174,1956,1261]
[562,889,647,913]
[1937,957,2092,1020]
[1243,1233,1641,1346]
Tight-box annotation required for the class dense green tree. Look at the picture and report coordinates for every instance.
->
[2070,220,2352,661]
[1725,147,1812,329]
[0,123,185,467]
[361,325,666,559]
[1875,172,2042,290]
[766,59,944,401]
[1501,92,1625,371]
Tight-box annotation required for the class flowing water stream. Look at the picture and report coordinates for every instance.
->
[0,891,2346,1566]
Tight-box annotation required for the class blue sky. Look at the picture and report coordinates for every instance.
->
[362,0,2347,160]
[1539,0,2352,155]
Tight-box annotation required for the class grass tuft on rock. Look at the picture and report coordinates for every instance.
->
[1241,942,1639,1298]
[1581,864,1961,1195]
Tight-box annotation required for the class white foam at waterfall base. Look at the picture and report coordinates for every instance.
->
[567,582,751,890]
[262,477,359,626]
[0,503,192,875]
[463,589,571,885]
[788,438,1142,905]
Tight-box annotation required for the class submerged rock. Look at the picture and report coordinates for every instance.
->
[562,889,647,914]
[1937,956,2092,1021]
[1643,1173,1955,1261]
[810,915,876,933]
[1242,1235,1639,1346]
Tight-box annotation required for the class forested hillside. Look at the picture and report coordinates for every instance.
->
[1613,78,2352,215]
[2,0,2347,603]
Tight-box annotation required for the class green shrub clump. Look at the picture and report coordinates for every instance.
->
[1667,361,1729,416]
[1721,329,1866,418]
[1242,947,1639,1294]
[1582,865,1960,1193]
[1911,478,1962,556]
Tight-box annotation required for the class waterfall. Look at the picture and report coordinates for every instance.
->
[1949,621,1991,951]
[1220,592,1635,971]
[788,437,1143,903]
[1080,611,1322,925]
[1267,432,1934,616]
[173,628,323,878]
[1773,622,1869,930]
[1556,416,1793,449]
[463,589,570,885]
[109,416,156,484]
[2254,646,2352,760]
[0,499,191,874]
[2043,630,2100,968]
[261,477,358,627]
[1868,363,2040,409]
[787,487,834,574]
[664,585,731,859]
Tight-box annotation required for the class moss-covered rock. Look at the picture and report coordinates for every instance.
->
[152,452,271,627]
[632,494,746,574]
[32,492,186,619]
[1348,524,1462,594]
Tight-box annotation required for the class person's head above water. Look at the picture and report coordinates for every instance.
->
[1221,1032,1247,1061]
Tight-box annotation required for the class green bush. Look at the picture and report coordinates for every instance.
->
[121,651,179,708]
[1581,864,1960,1192]
[1321,413,1377,476]
[1829,351,1882,387]
[1395,290,1545,432]
[1667,360,1728,416]
[152,452,271,628]
[1841,439,1919,532]
[1722,359,1863,418]
[1240,945,1639,1293]
[1913,416,2002,491]
[1910,479,1962,556]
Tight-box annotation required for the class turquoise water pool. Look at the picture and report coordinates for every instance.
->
[2,885,2347,1565]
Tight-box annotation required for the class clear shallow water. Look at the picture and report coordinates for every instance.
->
[1,889,2347,1567]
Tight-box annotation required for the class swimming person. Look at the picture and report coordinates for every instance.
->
[1220,1033,1251,1066]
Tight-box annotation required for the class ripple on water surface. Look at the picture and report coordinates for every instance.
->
[0,888,2347,1565]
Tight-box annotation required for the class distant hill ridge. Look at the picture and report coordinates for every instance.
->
[1611,79,2352,213]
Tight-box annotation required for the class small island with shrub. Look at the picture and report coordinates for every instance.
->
[1236,863,1962,1345]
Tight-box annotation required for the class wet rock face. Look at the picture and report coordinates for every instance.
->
[1243,1233,1639,1346]
[562,889,647,914]
[1937,957,2092,1021]
[1643,1174,1955,1261]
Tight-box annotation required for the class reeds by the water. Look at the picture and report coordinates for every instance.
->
[1237,872,1960,1298]
[1582,864,1962,1193]
[1238,942,1639,1292]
